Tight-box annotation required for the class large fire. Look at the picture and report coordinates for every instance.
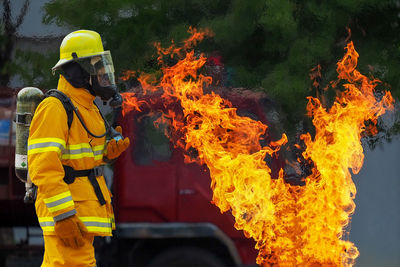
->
[120,29,394,266]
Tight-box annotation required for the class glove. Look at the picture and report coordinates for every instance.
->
[106,126,130,159]
[54,214,88,248]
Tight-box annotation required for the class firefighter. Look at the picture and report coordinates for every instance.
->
[28,30,129,267]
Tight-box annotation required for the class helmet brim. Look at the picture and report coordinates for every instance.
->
[52,58,71,72]
[52,50,112,74]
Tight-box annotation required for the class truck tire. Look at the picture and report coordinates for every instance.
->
[147,247,227,267]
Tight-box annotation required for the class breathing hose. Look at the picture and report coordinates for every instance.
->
[56,90,122,140]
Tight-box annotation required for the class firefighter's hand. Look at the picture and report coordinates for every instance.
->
[54,214,88,248]
[106,126,130,159]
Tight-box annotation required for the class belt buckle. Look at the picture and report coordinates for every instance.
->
[94,166,104,177]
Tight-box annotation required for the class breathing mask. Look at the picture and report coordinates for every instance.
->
[74,51,122,107]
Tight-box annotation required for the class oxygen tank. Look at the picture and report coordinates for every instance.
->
[15,87,44,182]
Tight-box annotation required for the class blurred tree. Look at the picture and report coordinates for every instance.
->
[41,0,400,139]
[207,0,400,137]
[42,0,231,85]
[0,0,29,86]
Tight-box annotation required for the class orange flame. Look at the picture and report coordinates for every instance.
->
[120,70,137,81]
[298,41,393,266]
[154,26,214,64]
[121,29,394,266]
[310,64,322,90]
[121,92,147,117]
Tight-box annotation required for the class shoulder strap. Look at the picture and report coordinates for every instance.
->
[45,89,109,138]
[45,89,74,129]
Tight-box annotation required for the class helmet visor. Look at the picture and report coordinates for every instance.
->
[78,51,116,87]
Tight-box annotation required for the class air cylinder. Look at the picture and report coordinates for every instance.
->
[15,87,43,182]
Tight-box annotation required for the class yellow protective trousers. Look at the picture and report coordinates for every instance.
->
[41,234,96,267]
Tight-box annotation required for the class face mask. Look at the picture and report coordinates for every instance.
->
[77,51,123,107]
[90,75,123,107]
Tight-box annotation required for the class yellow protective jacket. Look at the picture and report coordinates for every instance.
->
[28,75,114,236]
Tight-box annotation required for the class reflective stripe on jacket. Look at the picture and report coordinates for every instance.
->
[28,75,114,236]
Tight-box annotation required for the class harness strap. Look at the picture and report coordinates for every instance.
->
[63,165,106,206]
[45,90,74,129]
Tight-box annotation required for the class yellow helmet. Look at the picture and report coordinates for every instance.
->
[52,30,106,72]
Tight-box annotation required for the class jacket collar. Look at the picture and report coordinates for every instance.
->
[57,75,96,109]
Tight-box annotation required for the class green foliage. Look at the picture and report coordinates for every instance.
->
[207,0,400,132]
[42,0,231,79]
[37,0,400,137]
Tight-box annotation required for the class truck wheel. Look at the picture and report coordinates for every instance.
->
[147,247,227,267]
